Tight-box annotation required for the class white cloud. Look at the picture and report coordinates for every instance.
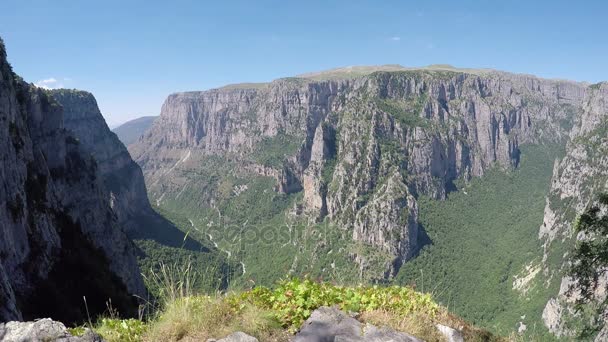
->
[389,36,401,41]
[35,77,64,89]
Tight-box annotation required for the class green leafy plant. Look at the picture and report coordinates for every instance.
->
[95,318,146,342]
[234,278,438,331]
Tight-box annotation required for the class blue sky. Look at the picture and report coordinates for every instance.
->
[1,0,606,127]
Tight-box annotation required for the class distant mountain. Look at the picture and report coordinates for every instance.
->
[112,116,157,146]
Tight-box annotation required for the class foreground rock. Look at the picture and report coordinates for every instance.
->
[436,324,464,342]
[212,331,259,342]
[292,306,422,342]
[0,319,103,342]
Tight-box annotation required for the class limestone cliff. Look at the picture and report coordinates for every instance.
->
[51,90,152,235]
[538,82,608,338]
[0,39,145,323]
[48,89,205,251]
[130,69,587,278]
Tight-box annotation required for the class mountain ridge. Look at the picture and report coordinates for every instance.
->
[170,64,593,95]
[112,115,157,146]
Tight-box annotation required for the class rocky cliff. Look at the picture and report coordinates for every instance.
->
[48,90,205,252]
[51,90,152,235]
[0,39,145,323]
[130,69,588,279]
[539,82,608,339]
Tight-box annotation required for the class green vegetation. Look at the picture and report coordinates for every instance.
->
[589,82,604,90]
[396,144,566,339]
[218,82,268,90]
[136,240,231,296]
[149,150,379,287]
[569,193,608,303]
[79,277,498,342]
[374,96,429,128]
[252,133,302,167]
[563,193,608,339]
[94,319,147,342]
[233,278,438,332]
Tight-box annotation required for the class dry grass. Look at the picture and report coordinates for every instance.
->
[360,307,506,342]
[93,259,505,342]
[359,309,445,341]
[143,295,289,342]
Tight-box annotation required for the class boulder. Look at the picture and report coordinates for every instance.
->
[293,306,422,342]
[215,331,259,342]
[435,324,464,342]
[0,319,103,342]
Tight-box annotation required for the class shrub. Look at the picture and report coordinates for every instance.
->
[95,318,146,342]
[234,278,439,332]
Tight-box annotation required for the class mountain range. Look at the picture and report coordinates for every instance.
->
[128,66,608,338]
[1,34,607,340]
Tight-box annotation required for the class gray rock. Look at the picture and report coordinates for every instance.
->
[51,90,153,236]
[48,90,208,253]
[0,38,143,321]
[292,306,422,342]
[538,83,608,336]
[595,323,608,342]
[435,324,463,342]
[0,319,103,342]
[216,331,259,342]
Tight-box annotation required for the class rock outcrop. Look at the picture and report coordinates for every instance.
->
[293,306,423,342]
[50,90,152,235]
[0,319,103,342]
[131,69,588,278]
[48,89,204,251]
[213,331,259,342]
[0,38,144,323]
[538,82,608,336]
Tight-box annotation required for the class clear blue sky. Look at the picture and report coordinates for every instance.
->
[1,0,606,127]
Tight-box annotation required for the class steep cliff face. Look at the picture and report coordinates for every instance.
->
[131,69,588,279]
[539,83,608,338]
[49,89,208,256]
[50,90,153,235]
[0,39,145,323]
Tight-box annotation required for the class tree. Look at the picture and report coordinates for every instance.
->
[569,193,608,304]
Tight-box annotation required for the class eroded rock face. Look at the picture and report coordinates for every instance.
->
[131,70,588,278]
[51,89,155,236]
[538,83,608,336]
[0,39,144,322]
